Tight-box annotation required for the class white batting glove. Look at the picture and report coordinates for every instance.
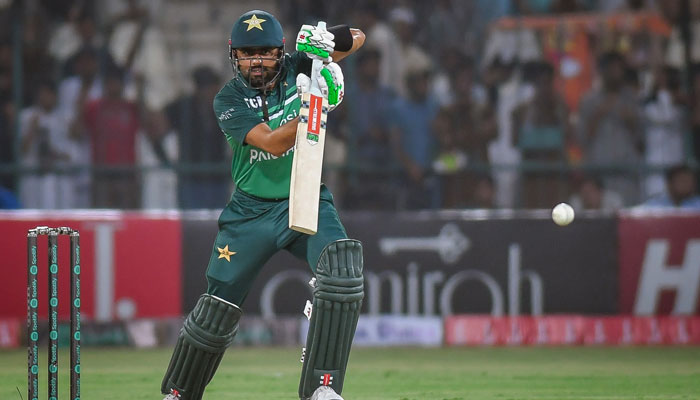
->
[318,62,344,110]
[296,62,344,112]
[296,24,334,62]
[296,73,311,96]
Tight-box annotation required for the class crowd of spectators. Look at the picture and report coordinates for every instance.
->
[0,0,699,211]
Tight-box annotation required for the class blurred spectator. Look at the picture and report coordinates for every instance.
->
[664,1,700,69]
[49,4,103,77]
[59,47,104,117]
[432,108,467,207]
[465,0,515,55]
[81,65,141,208]
[353,3,402,96]
[21,7,55,99]
[431,52,487,108]
[577,51,643,205]
[481,28,540,76]
[18,80,78,209]
[390,66,440,209]
[641,164,700,209]
[165,66,228,209]
[453,63,497,163]
[276,0,329,28]
[60,46,103,207]
[139,109,177,209]
[569,175,624,212]
[484,56,533,208]
[343,49,397,209]
[424,0,462,60]
[642,66,689,199]
[433,65,497,208]
[107,0,176,110]
[512,62,571,208]
[389,6,431,97]
[97,0,166,23]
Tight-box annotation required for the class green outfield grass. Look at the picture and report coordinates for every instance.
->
[1,346,700,399]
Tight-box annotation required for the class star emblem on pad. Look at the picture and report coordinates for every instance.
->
[217,245,236,262]
[243,15,266,31]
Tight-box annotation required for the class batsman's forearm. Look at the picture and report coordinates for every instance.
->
[245,118,300,156]
[271,117,300,156]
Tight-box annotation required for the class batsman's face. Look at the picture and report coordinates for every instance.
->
[235,47,282,88]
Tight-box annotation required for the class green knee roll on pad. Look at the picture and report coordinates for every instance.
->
[161,294,242,400]
[299,239,364,399]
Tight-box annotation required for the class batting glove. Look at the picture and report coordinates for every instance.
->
[296,62,344,112]
[296,24,334,62]
[319,62,344,110]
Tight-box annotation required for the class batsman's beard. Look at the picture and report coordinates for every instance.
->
[238,57,281,89]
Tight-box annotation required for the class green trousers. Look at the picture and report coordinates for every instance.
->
[205,185,347,306]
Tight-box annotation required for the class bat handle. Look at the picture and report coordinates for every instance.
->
[310,21,327,83]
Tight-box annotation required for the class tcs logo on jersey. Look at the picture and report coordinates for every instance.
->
[244,96,266,109]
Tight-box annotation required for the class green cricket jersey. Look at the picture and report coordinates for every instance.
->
[214,52,312,199]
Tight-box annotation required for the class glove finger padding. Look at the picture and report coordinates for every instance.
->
[296,73,311,96]
[296,24,335,62]
[297,67,342,112]
[320,63,344,110]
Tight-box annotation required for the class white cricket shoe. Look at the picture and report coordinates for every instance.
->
[163,389,181,399]
[310,386,344,400]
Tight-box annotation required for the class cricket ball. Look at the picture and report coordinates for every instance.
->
[551,202,575,226]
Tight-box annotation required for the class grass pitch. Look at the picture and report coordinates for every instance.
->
[1,346,699,399]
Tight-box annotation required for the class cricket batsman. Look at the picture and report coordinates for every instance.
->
[160,9,365,400]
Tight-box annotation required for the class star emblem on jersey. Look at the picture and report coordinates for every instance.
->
[217,245,236,262]
[243,14,266,31]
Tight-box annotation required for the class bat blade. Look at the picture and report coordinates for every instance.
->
[289,92,328,234]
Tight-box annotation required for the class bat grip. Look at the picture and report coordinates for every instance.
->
[309,21,327,93]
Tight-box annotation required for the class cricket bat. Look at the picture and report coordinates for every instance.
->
[289,21,328,235]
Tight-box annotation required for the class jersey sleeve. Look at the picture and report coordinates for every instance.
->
[289,52,313,76]
[213,86,262,145]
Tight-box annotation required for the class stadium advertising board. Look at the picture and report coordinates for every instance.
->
[300,316,444,347]
[618,212,700,315]
[239,212,619,317]
[0,211,182,321]
[444,315,700,346]
[0,211,618,321]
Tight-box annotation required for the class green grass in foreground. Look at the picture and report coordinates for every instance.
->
[1,346,699,399]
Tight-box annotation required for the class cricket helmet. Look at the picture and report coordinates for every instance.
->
[230,10,284,49]
[229,10,285,89]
